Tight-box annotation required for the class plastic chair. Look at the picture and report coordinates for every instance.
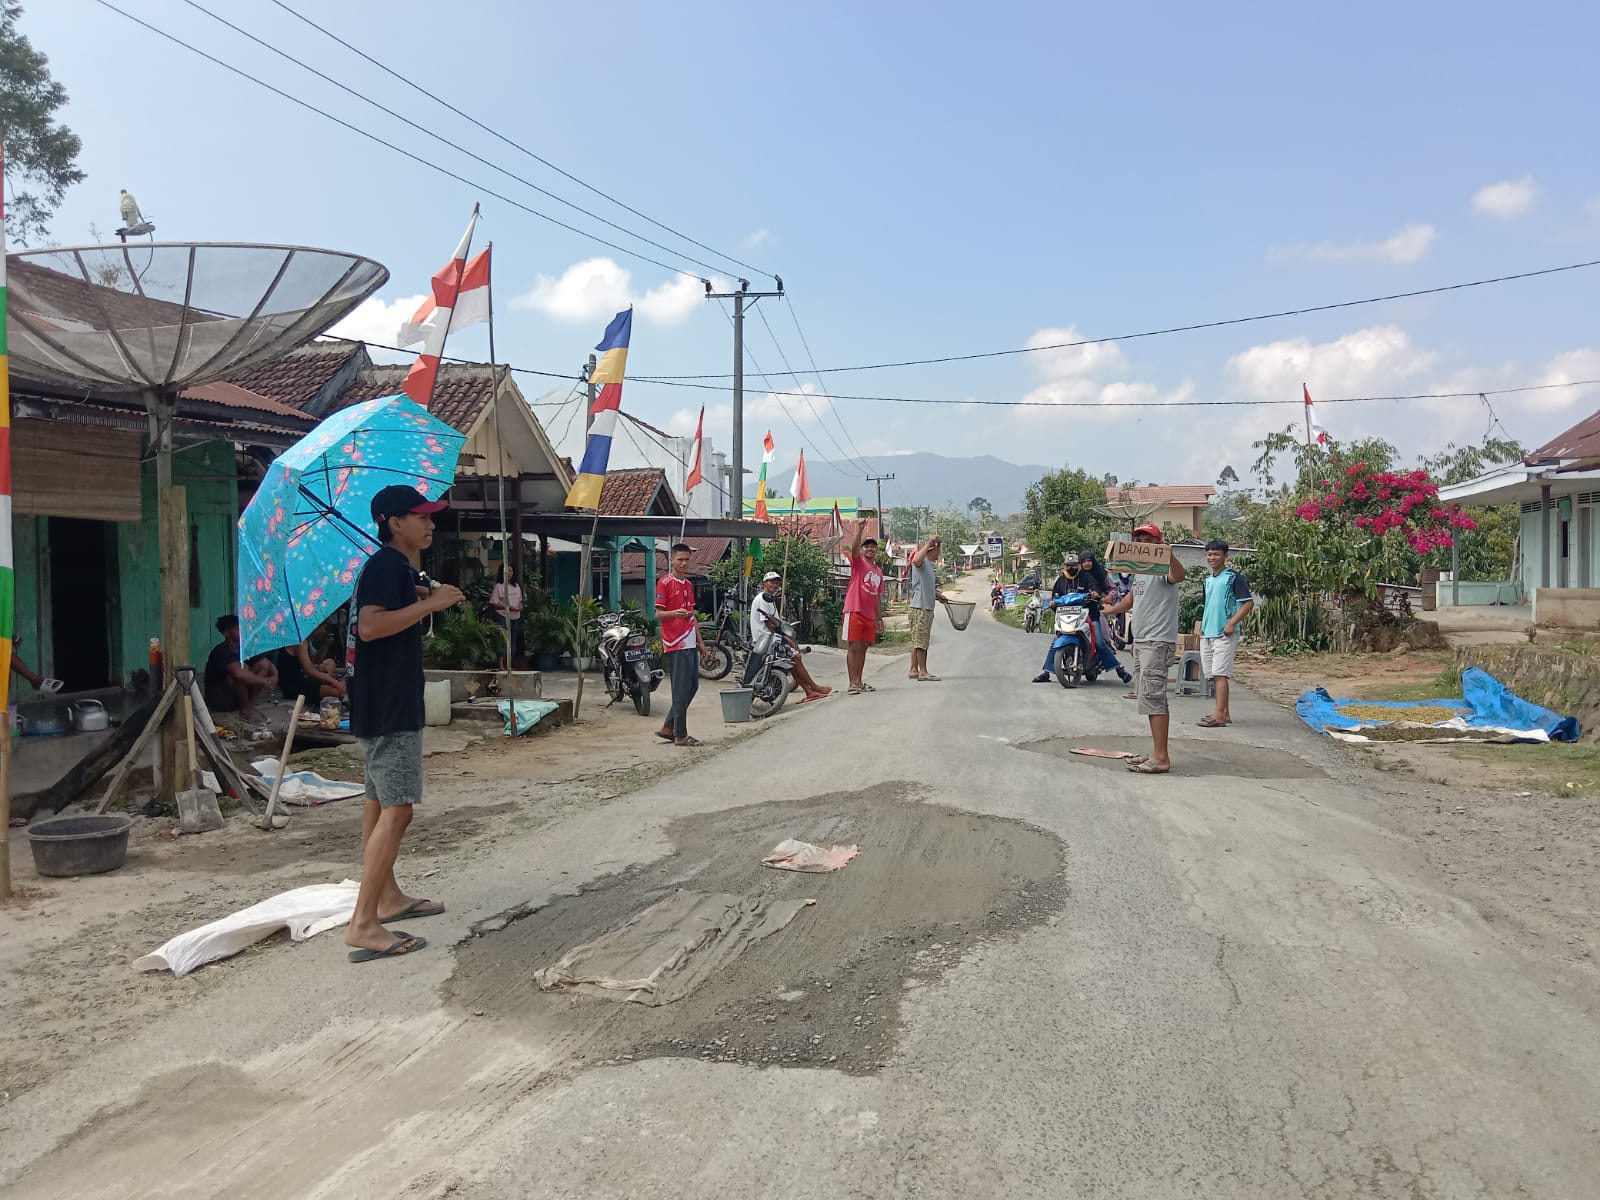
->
[1177,649,1214,697]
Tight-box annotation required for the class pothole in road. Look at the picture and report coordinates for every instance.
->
[445,785,1066,1075]
[1020,735,1325,778]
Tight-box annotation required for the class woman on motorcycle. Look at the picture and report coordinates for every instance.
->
[1077,549,1131,680]
[1032,554,1133,684]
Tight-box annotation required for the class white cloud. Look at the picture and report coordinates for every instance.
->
[325,293,427,353]
[1471,176,1539,219]
[1226,324,1436,403]
[1528,348,1600,414]
[665,387,834,434]
[1025,325,1124,379]
[750,382,833,426]
[514,258,716,325]
[743,228,772,249]
[1269,223,1437,265]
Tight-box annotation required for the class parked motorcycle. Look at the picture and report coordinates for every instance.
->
[1023,593,1042,633]
[746,637,797,719]
[1049,591,1104,689]
[697,597,748,681]
[1105,575,1132,649]
[593,612,662,716]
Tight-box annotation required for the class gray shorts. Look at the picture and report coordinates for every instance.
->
[1133,641,1174,716]
[360,729,424,808]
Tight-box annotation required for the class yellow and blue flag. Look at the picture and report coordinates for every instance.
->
[566,307,632,510]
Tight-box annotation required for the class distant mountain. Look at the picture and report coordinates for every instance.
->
[749,452,1051,517]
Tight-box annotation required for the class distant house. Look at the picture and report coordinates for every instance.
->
[1441,408,1600,618]
[1102,485,1215,536]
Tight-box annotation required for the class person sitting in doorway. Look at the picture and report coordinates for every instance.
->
[9,632,64,696]
[205,614,279,722]
[277,618,346,707]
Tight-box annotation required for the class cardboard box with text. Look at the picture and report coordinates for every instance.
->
[1104,539,1172,576]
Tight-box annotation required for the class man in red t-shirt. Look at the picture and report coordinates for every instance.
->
[844,520,885,694]
[655,543,702,746]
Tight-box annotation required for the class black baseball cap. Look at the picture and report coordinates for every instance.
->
[371,484,448,524]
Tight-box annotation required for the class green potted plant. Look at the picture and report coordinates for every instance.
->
[559,595,601,671]
[526,609,565,672]
[422,608,501,670]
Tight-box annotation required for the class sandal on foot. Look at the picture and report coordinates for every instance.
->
[919,674,942,682]
[675,736,703,747]
[848,685,863,695]
[348,932,427,963]
[654,728,674,741]
[860,683,877,692]
[380,899,445,923]
[1126,759,1170,774]
[1198,715,1229,728]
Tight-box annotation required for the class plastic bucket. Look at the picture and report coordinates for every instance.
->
[28,815,134,877]
[720,688,755,723]
[943,601,976,630]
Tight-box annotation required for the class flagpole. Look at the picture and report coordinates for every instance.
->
[485,241,518,735]
[1302,380,1315,495]
[1,144,13,898]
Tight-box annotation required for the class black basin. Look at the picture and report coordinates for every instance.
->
[27,814,134,877]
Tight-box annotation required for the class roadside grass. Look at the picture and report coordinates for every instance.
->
[1343,666,1464,703]
[1438,742,1600,797]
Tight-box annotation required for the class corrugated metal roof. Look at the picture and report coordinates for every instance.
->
[1103,485,1215,505]
[1527,409,1600,464]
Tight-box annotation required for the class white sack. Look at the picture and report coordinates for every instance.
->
[134,880,360,976]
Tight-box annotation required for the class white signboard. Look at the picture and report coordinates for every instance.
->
[985,536,1004,561]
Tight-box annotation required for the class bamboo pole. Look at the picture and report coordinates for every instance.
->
[484,242,519,735]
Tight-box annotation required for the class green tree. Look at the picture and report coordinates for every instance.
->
[885,506,923,543]
[708,534,833,605]
[967,496,993,523]
[927,507,975,548]
[1416,437,1524,580]
[1023,467,1116,565]
[1,4,84,244]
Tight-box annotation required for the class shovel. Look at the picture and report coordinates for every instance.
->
[176,696,226,833]
[255,695,303,831]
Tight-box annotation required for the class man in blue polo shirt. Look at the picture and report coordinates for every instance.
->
[1198,539,1254,729]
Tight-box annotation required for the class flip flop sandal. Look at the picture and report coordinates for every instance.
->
[1126,759,1170,774]
[1197,716,1229,728]
[848,686,864,695]
[675,736,704,747]
[920,675,942,682]
[380,899,445,922]
[860,684,877,692]
[653,729,675,741]
[348,932,428,963]
[799,693,829,704]
[1123,692,1138,700]
[1126,754,1149,766]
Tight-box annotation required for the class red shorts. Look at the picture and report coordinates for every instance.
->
[844,612,878,643]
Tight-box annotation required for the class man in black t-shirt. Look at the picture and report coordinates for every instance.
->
[343,484,463,964]
[203,614,279,721]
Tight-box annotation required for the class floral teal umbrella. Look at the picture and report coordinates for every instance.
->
[237,395,465,660]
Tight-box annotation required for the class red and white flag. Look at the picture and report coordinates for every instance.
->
[397,248,490,347]
[683,405,705,494]
[401,207,480,408]
[789,449,812,505]
[1304,384,1330,446]
[824,501,846,559]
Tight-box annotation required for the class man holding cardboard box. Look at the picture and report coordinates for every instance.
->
[1103,523,1186,774]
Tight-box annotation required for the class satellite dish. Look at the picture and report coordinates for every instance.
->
[4,242,388,393]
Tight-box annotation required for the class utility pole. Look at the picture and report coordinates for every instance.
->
[866,473,896,543]
[706,277,783,591]
[584,353,597,435]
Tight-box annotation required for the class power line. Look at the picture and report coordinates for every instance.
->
[618,411,733,511]
[625,376,1600,409]
[752,302,873,476]
[634,258,1600,380]
[265,0,777,284]
[92,0,708,279]
[177,0,737,281]
[784,293,878,475]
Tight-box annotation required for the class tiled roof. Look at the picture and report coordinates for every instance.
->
[598,467,680,516]
[1528,409,1600,464]
[1103,485,1215,506]
[226,340,365,409]
[769,512,878,546]
[619,537,731,580]
[338,362,501,434]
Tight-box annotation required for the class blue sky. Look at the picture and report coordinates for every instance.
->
[18,0,1600,504]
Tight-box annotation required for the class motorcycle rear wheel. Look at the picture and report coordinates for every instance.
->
[698,642,732,680]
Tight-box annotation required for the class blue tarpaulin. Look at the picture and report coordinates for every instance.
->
[1296,666,1580,743]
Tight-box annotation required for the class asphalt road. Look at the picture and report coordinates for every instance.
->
[6,589,1599,1199]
